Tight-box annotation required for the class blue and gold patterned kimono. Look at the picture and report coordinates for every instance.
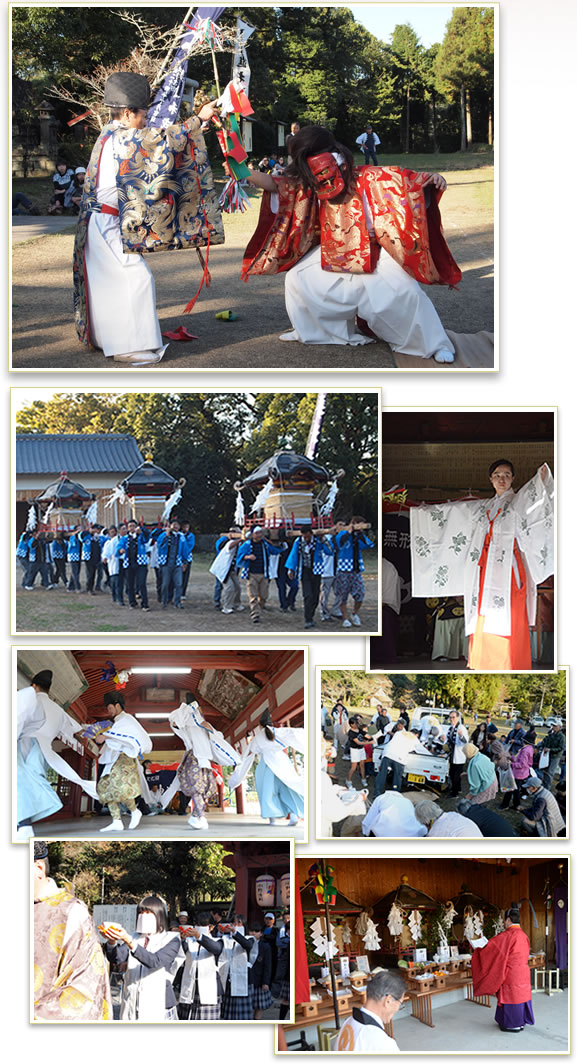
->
[73,115,224,347]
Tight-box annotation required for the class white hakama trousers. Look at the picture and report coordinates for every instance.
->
[282,245,454,357]
[85,213,166,358]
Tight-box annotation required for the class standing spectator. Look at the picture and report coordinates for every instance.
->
[273,532,299,613]
[500,739,534,809]
[285,120,301,159]
[538,720,566,790]
[356,124,380,164]
[345,715,369,789]
[505,720,526,756]
[445,709,469,797]
[262,912,279,975]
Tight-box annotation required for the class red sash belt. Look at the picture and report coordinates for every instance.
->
[100,204,119,216]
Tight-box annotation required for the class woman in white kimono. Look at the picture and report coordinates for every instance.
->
[17,670,98,840]
[228,710,305,826]
[161,698,239,830]
[410,461,554,670]
[102,895,182,1021]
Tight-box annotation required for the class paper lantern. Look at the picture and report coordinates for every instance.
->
[279,872,291,907]
[255,874,276,908]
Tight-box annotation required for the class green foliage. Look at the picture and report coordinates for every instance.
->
[48,841,235,914]
[16,392,379,531]
[12,7,493,156]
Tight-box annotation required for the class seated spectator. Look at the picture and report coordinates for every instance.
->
[519,774,565,837]
[48,159,75,214]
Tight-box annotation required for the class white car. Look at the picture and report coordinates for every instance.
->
[531,716,545,727]
[403,748,449,789]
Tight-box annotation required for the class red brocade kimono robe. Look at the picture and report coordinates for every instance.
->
[241,166,461,286]
[471,926,532,1005]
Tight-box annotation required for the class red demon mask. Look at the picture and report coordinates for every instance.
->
[307,151,345,199]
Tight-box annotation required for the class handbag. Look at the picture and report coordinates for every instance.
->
[539,749,550,769]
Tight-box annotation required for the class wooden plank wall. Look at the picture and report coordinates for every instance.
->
[298,858,566,944]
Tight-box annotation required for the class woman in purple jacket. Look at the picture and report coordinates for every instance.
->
[500,740,534,810]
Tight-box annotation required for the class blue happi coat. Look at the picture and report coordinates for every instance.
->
[335,530,374,572]
[286,536,333,578]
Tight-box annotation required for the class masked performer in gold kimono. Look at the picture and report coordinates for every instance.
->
[73,72,223,366]
[34,841,112,1021]
[242,125,460,362]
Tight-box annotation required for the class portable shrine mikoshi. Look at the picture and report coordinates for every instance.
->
[33,473,94,530]
[373,877,438,963]
[234,449,345,531]
[115,455,185,525]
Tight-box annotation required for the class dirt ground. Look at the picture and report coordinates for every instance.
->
[11,166,494,371]
[14,551,378,634]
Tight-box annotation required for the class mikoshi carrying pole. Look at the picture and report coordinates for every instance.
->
[320,857,340,1029]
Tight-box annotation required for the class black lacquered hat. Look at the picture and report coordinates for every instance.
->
[103,72,150,109]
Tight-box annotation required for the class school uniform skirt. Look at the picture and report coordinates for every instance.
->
[250,984,274,1011]
[221,979,254,1020]
[178,984,222,1021]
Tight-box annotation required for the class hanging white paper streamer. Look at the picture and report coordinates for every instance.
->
[408,910,422,943]
[234,490,245,526]
[320,479,339,517]
[162,486,182,521]
[363,918,381,951]
[310,916,338,960]
[250,476,274,514]
[85,500,98,524]
[26,505,37,531]
[104,483,128,509]
[387,902,405,937]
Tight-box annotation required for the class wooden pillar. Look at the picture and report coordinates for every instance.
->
[235,784,245,814]
[218,782,225,811]
[235,863,249,916]
[518,863,531,940]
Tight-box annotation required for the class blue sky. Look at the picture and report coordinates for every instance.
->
[345,3,457,48]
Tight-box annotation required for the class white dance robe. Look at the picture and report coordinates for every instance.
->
[410,465,554,638]
[228,726,306,797]
[281,244,453,357]
[84,133,166,359]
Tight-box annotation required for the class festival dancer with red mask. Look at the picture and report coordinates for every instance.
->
[242,125,460,362]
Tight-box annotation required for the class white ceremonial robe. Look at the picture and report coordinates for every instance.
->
[333,1008,401,1052]
[228,726,306,796]
[281,245,453,357]
[99,711,153,777]
[161,701,238,809]
[218,935,259,996]
[410,466,554,638]
[84,132,166,359]
[17,687,98,799]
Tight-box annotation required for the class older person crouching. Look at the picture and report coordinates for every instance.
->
[414,798,483,837]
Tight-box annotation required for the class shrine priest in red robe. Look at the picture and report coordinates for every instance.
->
[242,125,460,362]
[471,906,535,1033]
